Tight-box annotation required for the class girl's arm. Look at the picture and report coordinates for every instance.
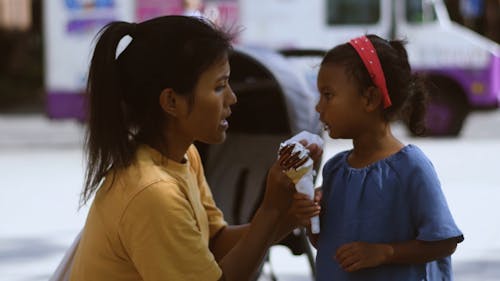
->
[385,238,458,264]
[335,238,459,272]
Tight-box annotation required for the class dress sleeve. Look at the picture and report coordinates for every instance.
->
[188,145,228,237]
[409,160,463,242]
[119,181,222,281]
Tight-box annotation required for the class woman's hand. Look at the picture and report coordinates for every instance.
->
[263,144,307,212]
[262,140,323,214]
[305,187,322,248]
[288,192,321,227]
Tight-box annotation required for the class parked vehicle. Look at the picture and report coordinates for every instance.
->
[238,0,500,136]
[42,0,499,136]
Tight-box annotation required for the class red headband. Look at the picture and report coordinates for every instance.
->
[348,36,392,108]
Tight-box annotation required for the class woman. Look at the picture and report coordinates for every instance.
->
[70,15,321,281]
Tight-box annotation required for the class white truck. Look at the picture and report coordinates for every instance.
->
[44,0,500,135]
[238,0,500,136]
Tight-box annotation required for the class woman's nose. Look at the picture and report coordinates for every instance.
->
[226,86,237,106]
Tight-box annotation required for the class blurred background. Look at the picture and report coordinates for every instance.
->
[0,0,499,281]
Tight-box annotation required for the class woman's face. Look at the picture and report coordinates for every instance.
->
[315,63,367,139]
[176,56,237,145]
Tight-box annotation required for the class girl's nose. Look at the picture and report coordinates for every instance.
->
[315,101,321,113]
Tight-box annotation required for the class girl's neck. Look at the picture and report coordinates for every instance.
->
[349,125,404,168]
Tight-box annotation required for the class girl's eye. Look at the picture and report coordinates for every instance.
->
[322,92,333,99]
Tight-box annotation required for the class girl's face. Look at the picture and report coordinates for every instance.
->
[177,57,237,145]
[315,63,368,139]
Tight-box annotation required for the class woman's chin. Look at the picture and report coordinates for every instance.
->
[201,132,227,145]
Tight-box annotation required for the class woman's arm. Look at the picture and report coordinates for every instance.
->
[212,141,323,280]
[335,238,459,272]
[209,224,249,262]
[211,158,294,280]
[273,192,321,244]
[217,206,282,280]
[210,191,321,263]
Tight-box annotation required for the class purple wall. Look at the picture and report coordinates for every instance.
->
[46,92,86,121]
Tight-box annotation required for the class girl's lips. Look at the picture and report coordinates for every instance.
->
[319,120,330,132]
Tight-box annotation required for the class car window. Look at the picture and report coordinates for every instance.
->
[406,0,437,23]
[326,0,380,25]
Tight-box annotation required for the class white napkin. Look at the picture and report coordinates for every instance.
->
[279,131,323,234]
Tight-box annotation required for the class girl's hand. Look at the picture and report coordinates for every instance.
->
[314,187,323,205]
[299,140,323,165]
[288,192,321,227]
[335,242,393,272]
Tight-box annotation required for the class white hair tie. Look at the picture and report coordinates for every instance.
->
[115,35,133,59]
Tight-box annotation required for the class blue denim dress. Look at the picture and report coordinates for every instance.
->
[316,145,463,281]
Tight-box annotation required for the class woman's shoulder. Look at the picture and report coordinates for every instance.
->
[100,146,186,206]
[91,168,184,235]
[127,179,189,212]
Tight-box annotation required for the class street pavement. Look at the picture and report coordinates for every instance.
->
[0,110,499,281]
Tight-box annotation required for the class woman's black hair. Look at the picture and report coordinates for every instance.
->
[321,34,428,136]
[82,16,233,205]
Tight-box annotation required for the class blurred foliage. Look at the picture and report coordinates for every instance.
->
[0,0,43,113]
[0,30,44,112]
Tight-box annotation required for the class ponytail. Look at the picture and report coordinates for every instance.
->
[387,39,429,136]
[403,74,429,136]
[388,39,409,63]
[81,22,136,206]
[80,16,233,206]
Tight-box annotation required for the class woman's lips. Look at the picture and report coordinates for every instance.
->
[220,119,229,129]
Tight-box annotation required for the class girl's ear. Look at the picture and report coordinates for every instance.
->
[159,88,179,117]
[362,86,383,112]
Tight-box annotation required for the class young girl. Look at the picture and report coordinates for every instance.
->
[312,35,463,280]
[69,16,320,281]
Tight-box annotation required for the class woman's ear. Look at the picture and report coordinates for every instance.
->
[362,86,383,112]
[159,88,178,117]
